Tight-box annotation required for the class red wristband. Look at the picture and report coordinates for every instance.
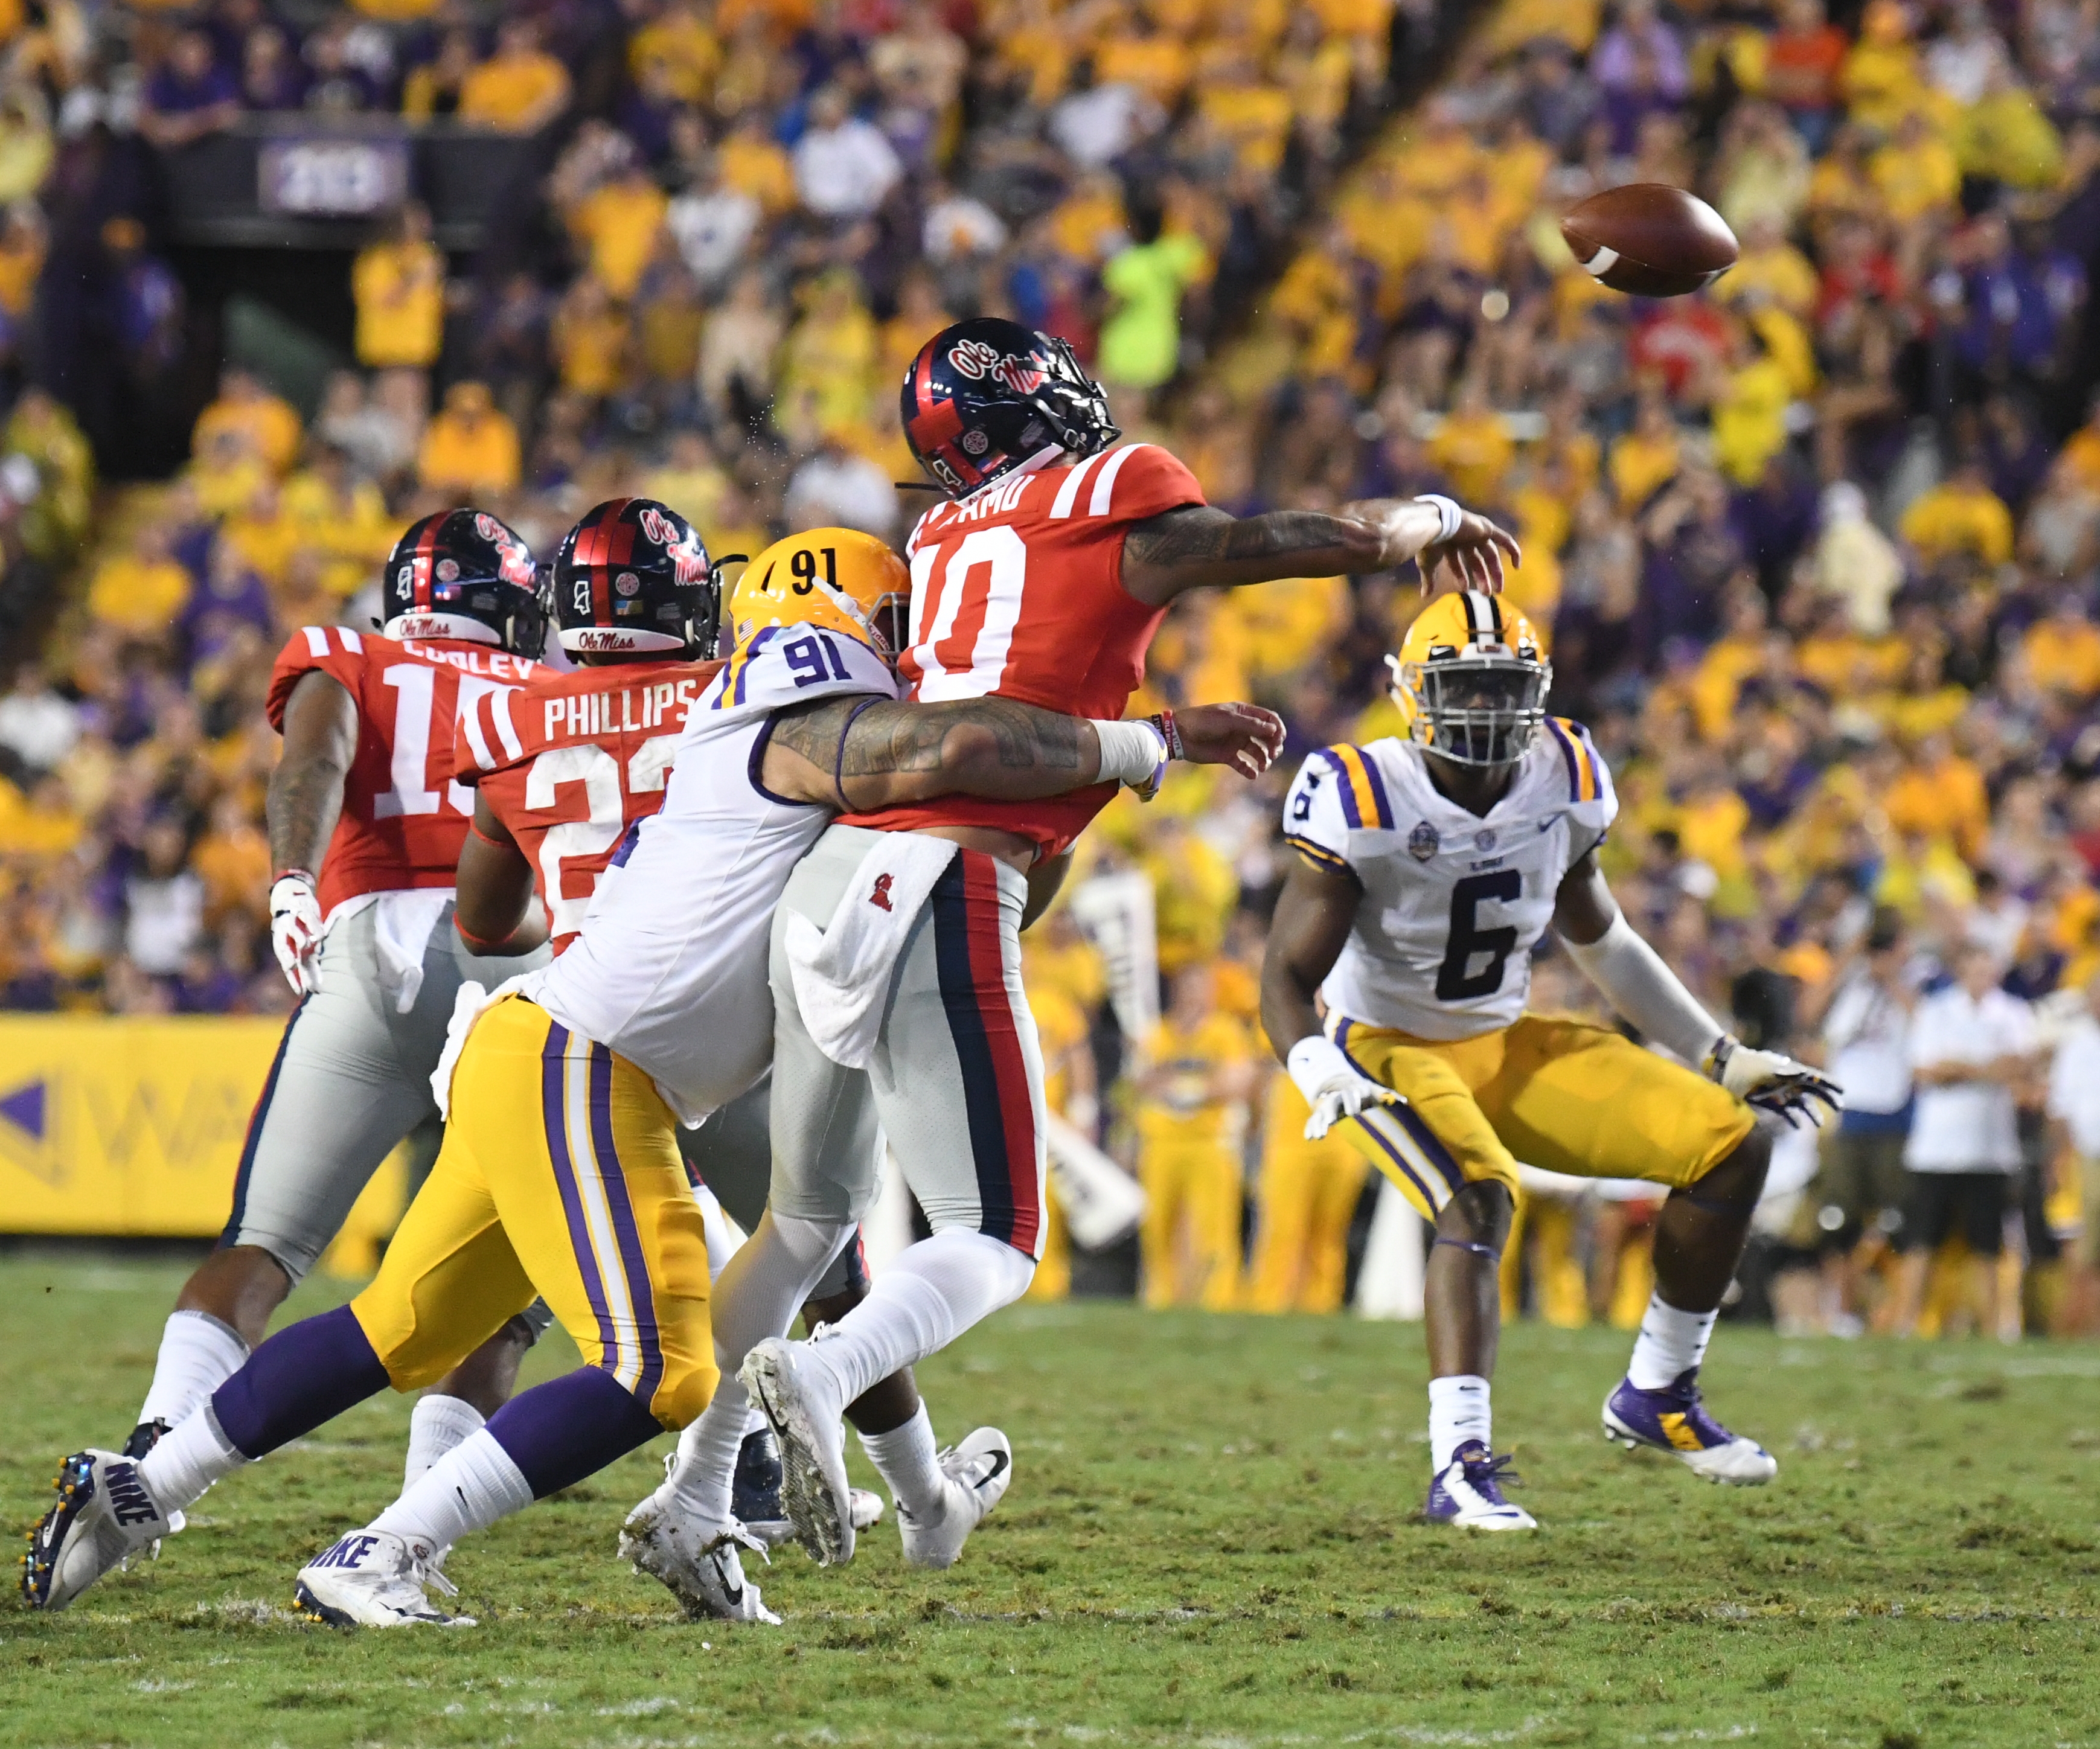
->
[1148,709,1183,761]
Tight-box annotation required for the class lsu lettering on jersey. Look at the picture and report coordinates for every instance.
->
[452,659,723,950]
[839,441,1204,858]
[520,624,898,1122]
[1283,720,1616,1041]
[266,626,539,916]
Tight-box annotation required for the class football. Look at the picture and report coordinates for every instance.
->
[1560,182,1740,296]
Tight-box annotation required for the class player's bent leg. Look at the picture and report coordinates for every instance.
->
[1602,1129,1779,1485]
[1326,1023,1536,1529]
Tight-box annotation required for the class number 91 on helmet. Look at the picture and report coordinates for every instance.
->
[1388,589,1552,769]
[728,527,912,665]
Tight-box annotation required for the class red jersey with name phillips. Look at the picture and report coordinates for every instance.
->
[452,659,724,951]
[839,441,1204,858]
[266,626,540,915]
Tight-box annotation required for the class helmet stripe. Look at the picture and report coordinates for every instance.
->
[414,516,441,612]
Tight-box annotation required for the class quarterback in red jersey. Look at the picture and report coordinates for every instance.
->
[24,510,561,1610]
[728,318,1523,1568]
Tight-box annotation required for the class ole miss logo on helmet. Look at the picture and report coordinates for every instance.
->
[639,505,709,586]
[949,337,1044,396]
[475,513,538,589]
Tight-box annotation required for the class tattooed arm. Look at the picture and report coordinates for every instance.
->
[267,669,359,875]
[1119,499,1520,606]
[760,693,1095,811]
[759,693,1285,811]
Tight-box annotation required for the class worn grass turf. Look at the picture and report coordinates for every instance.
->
[5,1253,2100,1748]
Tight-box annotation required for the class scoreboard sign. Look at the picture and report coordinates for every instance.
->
[258,137,410,216]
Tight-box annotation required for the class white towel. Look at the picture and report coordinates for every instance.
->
[784,834,958,1070]
[372,888,455,1014]
[431,974,530,1118]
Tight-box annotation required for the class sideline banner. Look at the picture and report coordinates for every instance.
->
[0,1017,405,1259]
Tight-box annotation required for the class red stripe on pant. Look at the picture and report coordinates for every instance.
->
[953,851,1041,1255]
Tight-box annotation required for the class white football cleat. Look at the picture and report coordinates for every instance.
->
[293,1530,475,1627]
[618,1501,780,1624]
[1423,1444,1538,1530]
[738,1338,854,1566]
[20,1450,176,1611]
[897,1427,1013,1570]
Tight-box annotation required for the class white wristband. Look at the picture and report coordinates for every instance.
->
[1091,718,1168,787]
[1415,493,1463,542]
[1286,1034,1356,1104]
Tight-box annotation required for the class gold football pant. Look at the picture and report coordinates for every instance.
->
[1249,1084,1368,1314]
[1328,1012,1753,1222]
[1139,1137,1243,1310]
[348,994,718,1428]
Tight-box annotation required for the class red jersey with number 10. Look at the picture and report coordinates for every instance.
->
[839,441,1205,858]
[452,659,724,951]
[266,626,540,915]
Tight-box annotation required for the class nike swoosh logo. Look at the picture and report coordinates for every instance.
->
[709,1555,743,1607]
[973,1450,1011,1492]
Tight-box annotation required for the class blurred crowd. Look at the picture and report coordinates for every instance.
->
[6,0,2100,1332]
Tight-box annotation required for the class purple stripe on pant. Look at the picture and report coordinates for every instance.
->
[541,1021,621,1372]
[586,1041,664,1407]
[211,1303,390,1459]
[485,1366,665,1498]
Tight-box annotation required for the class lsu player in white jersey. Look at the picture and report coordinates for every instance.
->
[1261,590,1840,1529]
[30,528,1279,1628]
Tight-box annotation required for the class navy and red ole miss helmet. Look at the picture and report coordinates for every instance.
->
[382,508,545,655]
[551,496,721,657]
[900,317,1121,499]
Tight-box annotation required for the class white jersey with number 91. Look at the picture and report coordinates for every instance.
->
[1281,723,1617,1042]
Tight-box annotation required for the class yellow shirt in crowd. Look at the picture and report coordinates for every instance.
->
[1135,1011,1254,1149]
[351,239,446,369]
[88,553,191,634]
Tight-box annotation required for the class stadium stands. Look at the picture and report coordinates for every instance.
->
[4,0,2100,1334]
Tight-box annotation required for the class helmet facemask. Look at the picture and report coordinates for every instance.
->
[1392,651,1551,768]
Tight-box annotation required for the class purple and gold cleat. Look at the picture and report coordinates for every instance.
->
[1424,1441,1536,1530]
[1602,1370,1776,1485]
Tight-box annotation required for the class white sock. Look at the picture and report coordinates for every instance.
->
[664,1378,749,1528]
[1627,1293,1718,1390]
[694,1182,740,1282]
[369,1428,533,1561]
[403,1394,485,1488]
[139,1405,248,1514]
[803,1229,1034,1408]
[136,1311,249,1430]
[858,1402,945,1520]
[1427,1374,1491,1471]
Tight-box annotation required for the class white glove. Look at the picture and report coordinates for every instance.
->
[1287,1035,1399,1139]
[1705,1035,1843,1129]
[269,871,326,998]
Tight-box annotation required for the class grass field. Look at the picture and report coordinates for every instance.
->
[5,1253,2100,1748]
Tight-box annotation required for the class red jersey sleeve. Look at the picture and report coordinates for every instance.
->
[266,625,370,731]
[1084,442,1205,525]
[450,683,528,788]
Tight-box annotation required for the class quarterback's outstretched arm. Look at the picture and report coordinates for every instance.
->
[264,668,360,996]
[1122,499,1520,606]
[761,694,1284,811]
[1553,854,1841,1127]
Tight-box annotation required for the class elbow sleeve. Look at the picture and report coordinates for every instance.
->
[1560,912,1726,1069]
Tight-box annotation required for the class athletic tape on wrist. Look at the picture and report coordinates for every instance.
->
[1415,494,1463,543]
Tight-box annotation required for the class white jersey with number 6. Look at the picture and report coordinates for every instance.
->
[520,625,899,1123]
[1281,723,1617,1041]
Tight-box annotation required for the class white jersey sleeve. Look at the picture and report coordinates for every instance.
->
[1540,717,1616,860]
[705,622,900,722]
[1282,743,1397,877]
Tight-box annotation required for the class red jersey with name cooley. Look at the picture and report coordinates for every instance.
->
[266,626,540,915]
[452,659,723,951]
[838,441,1204,859]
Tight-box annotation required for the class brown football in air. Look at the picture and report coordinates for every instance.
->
[1560,183,1739,297]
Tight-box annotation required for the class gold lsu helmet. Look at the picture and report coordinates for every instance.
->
[1388,589,1551,767]
[728,527,912,662]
